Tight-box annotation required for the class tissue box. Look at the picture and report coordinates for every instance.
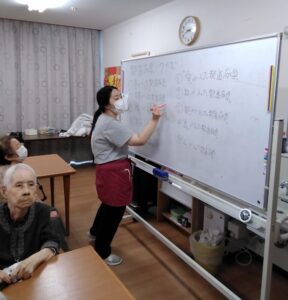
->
[25,128,37,135]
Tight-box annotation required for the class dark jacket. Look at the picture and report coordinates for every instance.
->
[0,202,60,269]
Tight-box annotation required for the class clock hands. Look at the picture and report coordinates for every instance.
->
[183,26,196,34]
[183,28,194,39]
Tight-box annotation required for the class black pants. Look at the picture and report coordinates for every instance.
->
[90,203,126,259]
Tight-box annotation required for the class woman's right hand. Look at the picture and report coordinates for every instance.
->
[129,103,166,146]
[150,104,166,121]
[0,270,11,284]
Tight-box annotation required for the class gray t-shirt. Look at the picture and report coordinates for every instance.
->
[91,114,133,164]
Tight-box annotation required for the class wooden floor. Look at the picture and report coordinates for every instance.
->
[40,166,288,300]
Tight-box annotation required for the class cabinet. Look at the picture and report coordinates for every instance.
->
[157,180,204,234]
[22,133,93,163]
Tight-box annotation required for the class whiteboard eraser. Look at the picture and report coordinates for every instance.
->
[153,168,169,180]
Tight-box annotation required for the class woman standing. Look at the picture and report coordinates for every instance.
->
[89,85,164,266]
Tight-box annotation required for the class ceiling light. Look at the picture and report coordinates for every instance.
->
[16,0,70,13]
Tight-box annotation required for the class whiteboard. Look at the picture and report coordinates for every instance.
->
[121,35,280,209]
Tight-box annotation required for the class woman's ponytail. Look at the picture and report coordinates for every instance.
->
[90,108,102,140]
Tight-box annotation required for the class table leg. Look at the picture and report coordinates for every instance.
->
[63,175,70,235]
[50,177,55,207]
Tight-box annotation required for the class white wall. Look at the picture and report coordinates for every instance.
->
[102,0,288,127]
[102,0,288,66]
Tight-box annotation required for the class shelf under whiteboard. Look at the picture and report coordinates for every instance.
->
[162,212,191,234]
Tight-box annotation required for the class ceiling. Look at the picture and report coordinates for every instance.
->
[0,0,175,30]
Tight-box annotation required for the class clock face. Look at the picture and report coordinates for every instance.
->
[179,16,199,46]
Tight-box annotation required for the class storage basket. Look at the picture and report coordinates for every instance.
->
[189,230,224,275]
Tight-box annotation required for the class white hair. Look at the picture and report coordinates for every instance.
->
[3,163,37,188]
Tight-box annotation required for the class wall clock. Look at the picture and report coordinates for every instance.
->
[179,16,200,46]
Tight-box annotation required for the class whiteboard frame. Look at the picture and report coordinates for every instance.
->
[121,33,282,211]
[122,33,281,64]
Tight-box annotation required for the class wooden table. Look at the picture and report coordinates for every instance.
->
[24,154,76,235]
[3,246,134,300]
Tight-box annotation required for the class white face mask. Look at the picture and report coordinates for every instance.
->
[15,145,28,161]
[114,94,129,114]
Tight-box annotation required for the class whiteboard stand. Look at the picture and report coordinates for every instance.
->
[129,125,283,300]
[261,120,283,300]
[125,205,241,300]
[123,34,283,298]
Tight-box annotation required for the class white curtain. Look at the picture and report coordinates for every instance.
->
[0,19,101,133]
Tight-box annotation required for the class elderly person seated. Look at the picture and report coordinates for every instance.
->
[0,135,69,251]
[0,163,60,285]
[0,135,50,203]
[0,136,28,199]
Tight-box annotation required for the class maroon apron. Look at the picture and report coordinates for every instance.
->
[95,159,132,206]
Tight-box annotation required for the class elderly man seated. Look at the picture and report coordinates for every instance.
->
[0,163,59,286]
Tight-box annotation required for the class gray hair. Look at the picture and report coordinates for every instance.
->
[3,163,37,188]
